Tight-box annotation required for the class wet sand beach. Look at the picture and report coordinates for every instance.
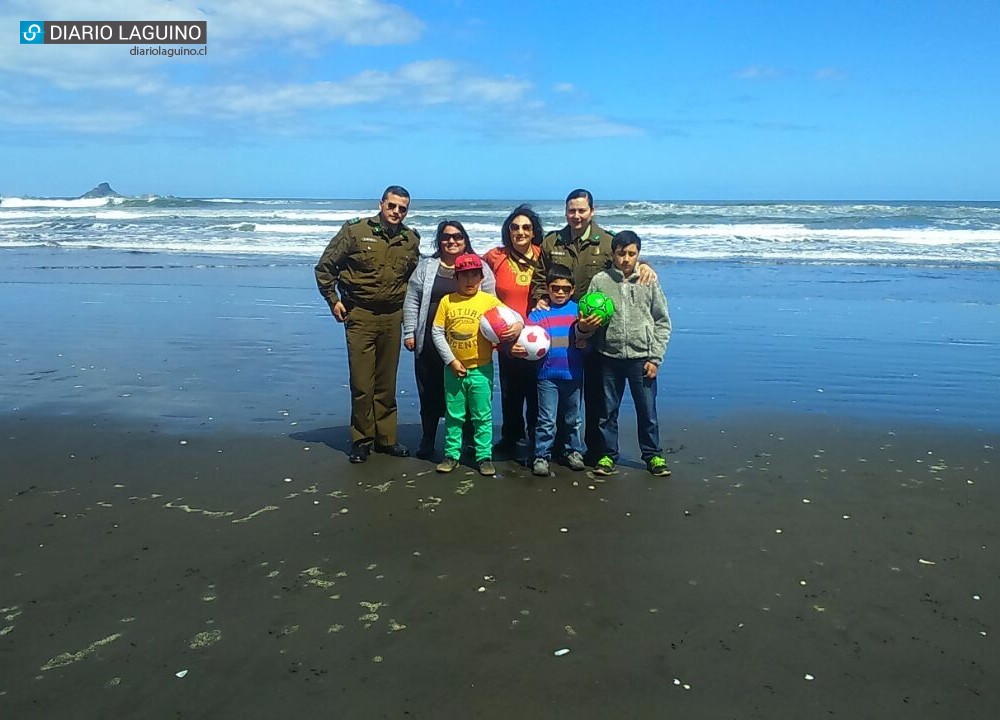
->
[3,251,999,430]
[1,413,997,718]
[2,252,999,717]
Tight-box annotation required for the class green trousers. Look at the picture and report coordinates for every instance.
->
[344,306,402,447]
[443,363,493,462]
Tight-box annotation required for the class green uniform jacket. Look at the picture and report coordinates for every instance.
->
[315,214,421,313]
[532,222,616,303]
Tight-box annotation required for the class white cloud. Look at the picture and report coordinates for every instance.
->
[202,0,424,46]
[0,0,423,91]
[5,0,423,46]
[751,120,818,132]
[0,2,634,143]
[735,65,785,80]
[0,94,146,134]
[1,54,637,141]
[153,60,531,119]
[513,114,642,141]
[815,67,847,81]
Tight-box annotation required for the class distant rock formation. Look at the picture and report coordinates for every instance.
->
[79,182,123,199]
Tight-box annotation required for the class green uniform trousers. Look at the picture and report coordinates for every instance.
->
[443,363,494,462]
[344,306,403,447]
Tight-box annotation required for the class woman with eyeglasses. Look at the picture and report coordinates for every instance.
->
[403,220,496,460]
[482,204,544,459]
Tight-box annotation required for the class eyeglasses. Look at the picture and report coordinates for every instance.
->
[509,223,533,232]
[440,232,465,242]
[548,284,574,293]
[384,201,409,214]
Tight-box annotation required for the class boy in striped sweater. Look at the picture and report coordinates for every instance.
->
[514,264,591,476]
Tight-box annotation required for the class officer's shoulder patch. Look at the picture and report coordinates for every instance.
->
[411,227,422,240]
[347,217,362,225]
[606,228,617,236]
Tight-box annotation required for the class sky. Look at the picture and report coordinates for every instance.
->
[2,0,999,200]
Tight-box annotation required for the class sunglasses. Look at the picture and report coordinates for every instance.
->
[384,201,409,214]
[548,284,574,293]
[440,232,465,242]
[509,223,533,232]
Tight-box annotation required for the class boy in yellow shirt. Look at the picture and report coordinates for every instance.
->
[432,253,522,475]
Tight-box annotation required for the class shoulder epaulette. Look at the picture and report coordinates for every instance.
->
[347,217,362,225]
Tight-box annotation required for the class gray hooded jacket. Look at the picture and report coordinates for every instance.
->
[587,267,671,365]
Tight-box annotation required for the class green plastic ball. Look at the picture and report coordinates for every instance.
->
[578,291,615,325]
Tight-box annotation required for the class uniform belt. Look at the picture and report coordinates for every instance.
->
[347,298,402,314]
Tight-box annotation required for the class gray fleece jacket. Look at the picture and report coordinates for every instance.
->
[402,256,496,357]
[586,267,671,365]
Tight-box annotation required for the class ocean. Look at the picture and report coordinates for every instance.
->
[3,196,1000,267]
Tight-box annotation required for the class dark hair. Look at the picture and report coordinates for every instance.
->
[381,185,410,201]
[612,230,641,253]
[546,264,575,285]
[565,188,594,209]
[500,203,544,253]
[432,219,475,257]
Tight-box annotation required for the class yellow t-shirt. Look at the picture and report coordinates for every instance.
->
[433,291,502,368]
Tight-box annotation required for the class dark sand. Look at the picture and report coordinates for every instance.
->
[2,412,997,719]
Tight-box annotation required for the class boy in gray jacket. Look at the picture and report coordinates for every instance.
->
[586,230,672,476]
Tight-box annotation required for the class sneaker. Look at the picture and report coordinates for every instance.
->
[565,451,585,471]
[593,455,616,476]
[478,459,496,476]
[436,457,460,473]
[532,458,550,477]
[647,456,672,477]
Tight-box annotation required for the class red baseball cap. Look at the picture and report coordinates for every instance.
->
[454,253,483,272]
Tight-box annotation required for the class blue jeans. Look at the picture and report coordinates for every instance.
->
[534,377,584,460]
[598,356,662,462]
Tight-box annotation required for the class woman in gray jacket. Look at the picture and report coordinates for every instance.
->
[403,220,496,459]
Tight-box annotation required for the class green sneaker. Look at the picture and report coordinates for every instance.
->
[593,455,616,476]
[436,457,460,473]
[647,456,671,477]
[478,459,496,476]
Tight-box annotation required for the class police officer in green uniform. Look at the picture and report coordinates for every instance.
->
[532,188,657,464]
[315,186,420,463]
[532,189,617,305]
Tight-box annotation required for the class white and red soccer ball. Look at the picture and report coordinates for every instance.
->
[480,304,523,344]
[517,324,550,360]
